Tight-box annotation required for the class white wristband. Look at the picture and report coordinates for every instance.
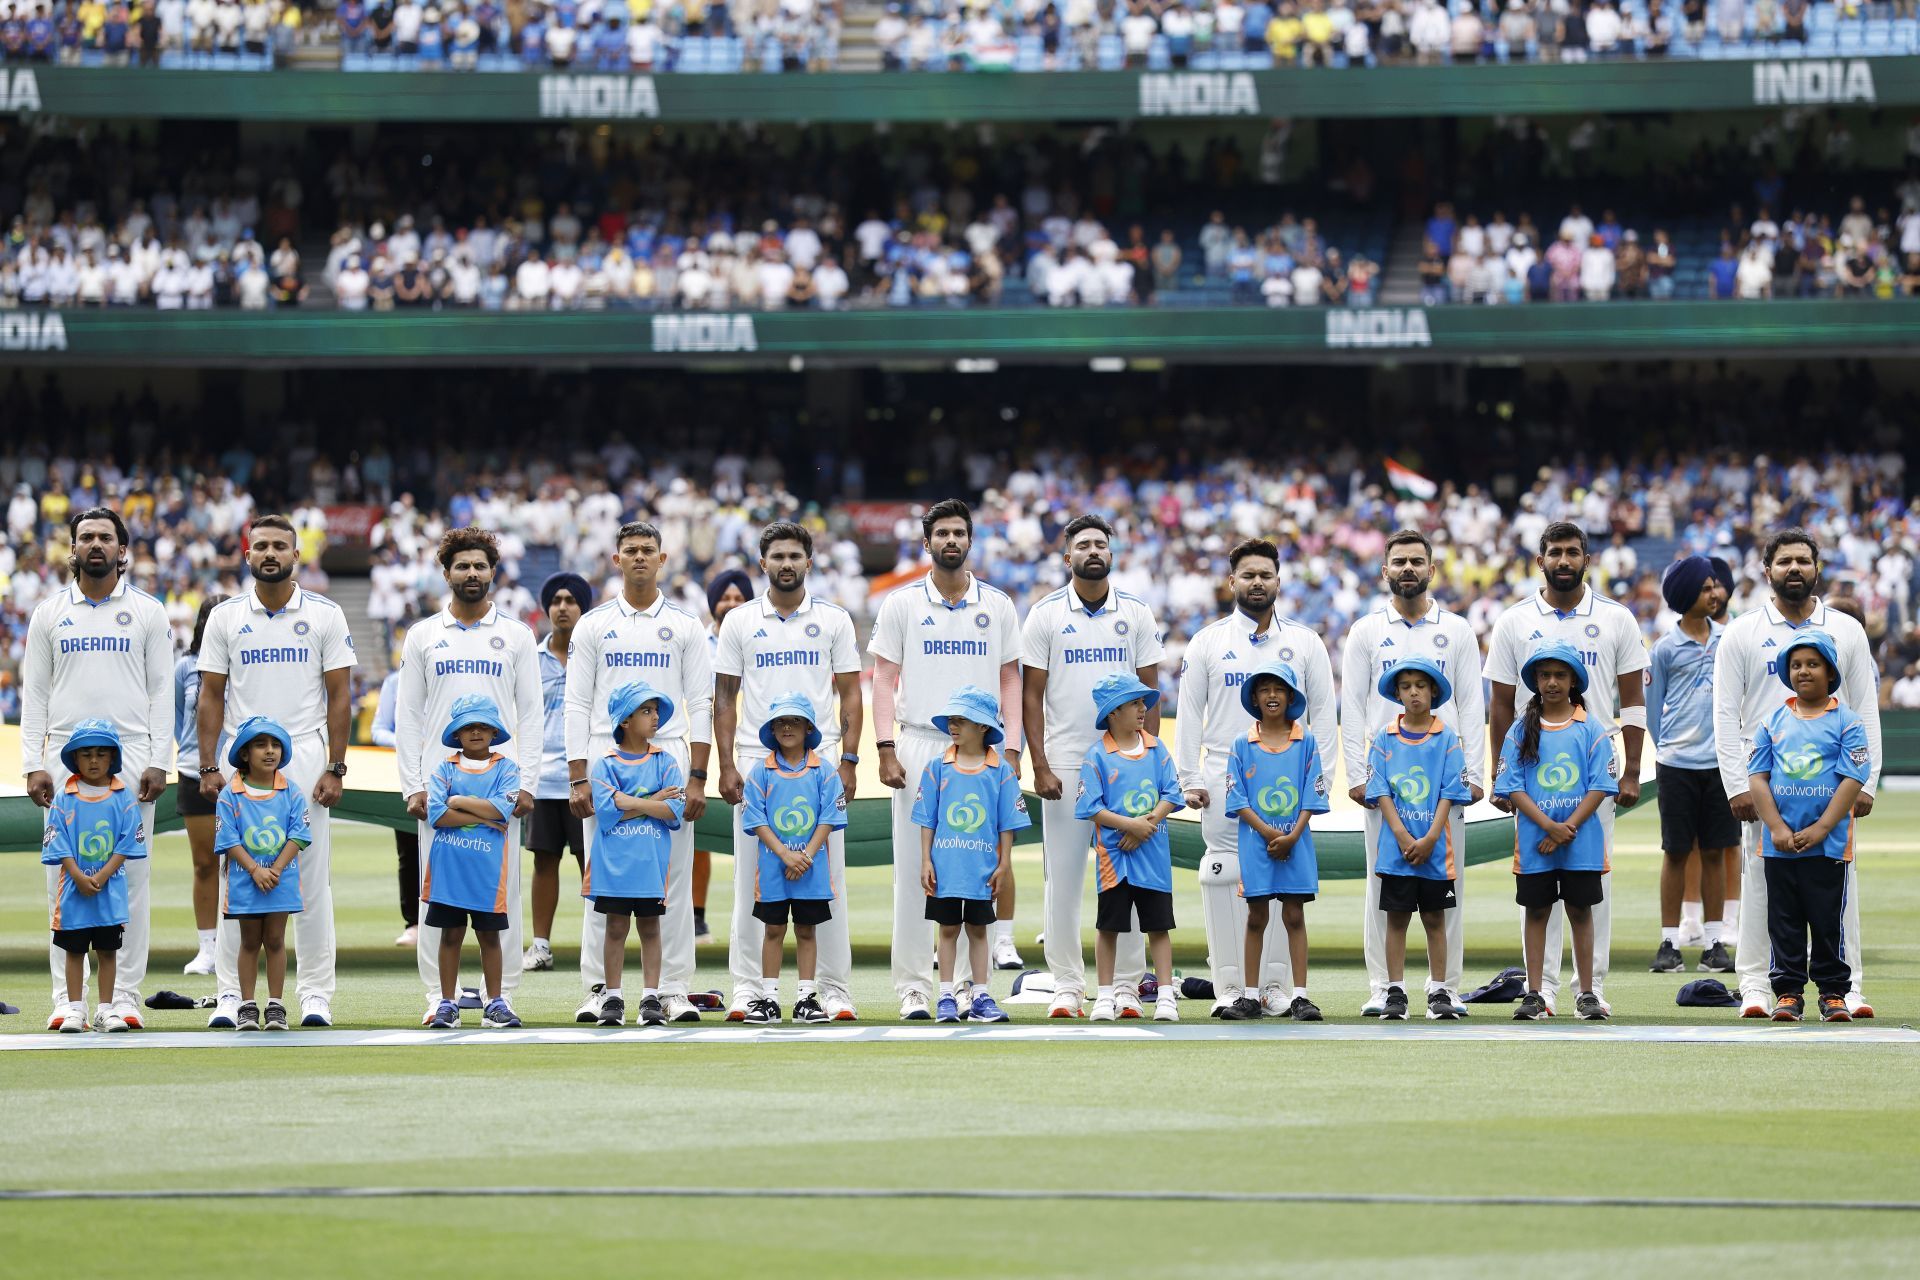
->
[1617,705,1648,731]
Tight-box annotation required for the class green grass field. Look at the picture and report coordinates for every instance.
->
[4,795,1919,1276]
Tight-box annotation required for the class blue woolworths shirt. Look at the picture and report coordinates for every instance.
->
[910,748,1031,900]
[1075,732,1184,894]
[42,779,146,931]
[742,751,847,904]
[424,753,522,913]
[1224,722,1331,898]
[1365,718,1474,881]
[214,774,313,916]
[586,748,685,899]
[1748,697,1871,862]
[1493,708,1619,875]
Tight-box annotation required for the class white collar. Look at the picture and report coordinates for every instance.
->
[440,602,498,628]
[759,591,816,619]
[1533,587,1594,618]
[247,584,305,614]
[921,573,982,608]
[67,576,129,606]
[1762,597,1827,629]
[613,591,668,619]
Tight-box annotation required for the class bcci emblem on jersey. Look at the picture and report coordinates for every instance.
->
[115,611,132,627]
[293,620,312,637]
[659,626,674,642]
[806,623,821,639]
[490,636,507,651]
[974,613,991,629]
[1115,620,1130,636]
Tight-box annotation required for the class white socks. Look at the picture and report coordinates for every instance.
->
[1704,922,1722,947]
[1661,926,1679,946]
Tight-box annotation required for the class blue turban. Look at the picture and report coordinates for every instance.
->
[1662,555,1714,616]
[706,568,754,618]
[540,572,594,614]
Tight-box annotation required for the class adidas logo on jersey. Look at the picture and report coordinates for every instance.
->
[1380,638,1395,647]
[1063,624,1078,634]
[1761,638,1777,648]
[922,617,936,626]
[754,629,768,639]
[1223,650,1237,660]
[1527,631,1544,641]
[432,640,450,651]
[604,630,620,640]
[57,617,73,627]
[238,624,253,635]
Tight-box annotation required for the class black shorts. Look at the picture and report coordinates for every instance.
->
[594,896,665,918]
[1095,883,1175,934]
[754,898,832,927]
[53,924,124,954]
[223,909,294,921]
[1246,892,1316,906]
[526,798,586,858]
[1656,764,1740,854]
[424,902,510,932]
[175,778,217,818]
[926,896,995,927]
[1514,869,1605,909]
[1377,874,1457,915]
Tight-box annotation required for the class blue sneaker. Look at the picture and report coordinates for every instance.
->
[935,994,960,1023]
[482,998,521,1029]
[969,992,1010,1023]
[429,1000,460,1029]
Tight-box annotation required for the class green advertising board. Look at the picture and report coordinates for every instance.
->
[0,55,1903,124]
[2,299,1915,367]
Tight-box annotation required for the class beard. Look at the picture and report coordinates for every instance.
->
[1234,587,1273,615]
[250,559,293,585]
[1545,566,1584,593]
[76,549,117,580]
[1772,573,1813,604]
[933,543,968,570]
[1072,558,1110,582]
[454,577,490,602]
[1389,574,1430,600]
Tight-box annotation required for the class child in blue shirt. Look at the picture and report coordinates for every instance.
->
[586,681,686,1028]
[424,694,523,1031]
[911,684,1028,1024]
[1364,657,1473,1022]
[1219,661,1330,1023]
[742,692,847,1025]
[41,719,146,1034]
[214,716,313,1032]
[1747,631,1871,1023]
[1075,673,1185,1023]
[1494,640,1619,1022]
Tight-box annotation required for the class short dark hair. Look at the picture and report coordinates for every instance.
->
[1763,527,1820,568]
[922,498,973,541]
[69,506,129,546]
[1539,521,1588,554]
[1384,528,1434,560]
[246,513,296,544]
[759,521,813,558]
[1062,514,1114,545]
[616,520,663,550]
[1228,538,1279,571]
[437,526,500,570]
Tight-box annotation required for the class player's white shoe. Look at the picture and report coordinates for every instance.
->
[183,946,216,976]
[1676,917,1706,948]
[725,989,754,1022]
[1153,993,1180,1022]
[110,1000,143,1030]
[92,1006,125,1033]
[522,941,554,972]
[900,991,932,1022]
[208,995,240,1029]
[1360,987,1387,1017]
[1088,995,1118,1022]
[1260,983,1290,1017]
[1739,989,1770,1019]
[1846,993,1875,1019]
[1047,992,1084,1019]
[661,994,700,1023]
[395,926,417,947]
[576,985,608,1024]
[299,997,332,1028]
[1113,990,1143,1020]
[823,994,858,1022]
[58,1002,88,1033]
[992,935,1024,971]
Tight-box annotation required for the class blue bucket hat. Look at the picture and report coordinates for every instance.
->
[1376,655,1453,709]
[932,684,1005,746]
[607,681,676,739]
[226,715,294,771]
[759,691,823,752]
[1240,660,1307,722]
[442,693,512,748]
[60,718,124,778]
[1520,640,1590,697]
[1092,672,1160,731]
[1777,630,1841,695]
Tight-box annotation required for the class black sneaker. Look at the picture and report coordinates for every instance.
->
[1698,941,1735,973]
[744,997,781,1024]
[1218,996,1263,1021]
[1575,992,1608,1021]
[262,999,288,1032]
[597,995,626,1027]
[1381,987,1409,1021]
[1650,940,1684,973]
[1514,991,1549,1021]
[792,994,829,1024]
[1289,996,1322,1022]
[1427,991,1460,1021]
[235,1001,260,1031]
[637,995,666,1026]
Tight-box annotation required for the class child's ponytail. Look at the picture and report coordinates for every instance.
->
[1517,686,1586,766]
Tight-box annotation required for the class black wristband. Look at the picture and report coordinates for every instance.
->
[688,769,709,781]
[875,740,896,750]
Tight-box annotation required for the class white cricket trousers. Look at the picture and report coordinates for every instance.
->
[1734,820,1864,1002]
[1362,806,1467,994]
[214,735,338,1006]
[1196,758,1290,998]
[1040,793,1145,1000]
[578,736,698,997]
[43,752,155,1010]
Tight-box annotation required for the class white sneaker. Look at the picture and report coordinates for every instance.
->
[900,990,932,1022]
[577,986,608,1023]
[1047,991,1084,1019]
[522,941,554,972]
[395,926,418,947]
[1113,989,1143,1020]
[1676,918,1706,948]
[112,999,144,1030]
[208,995,240,1029]
[1033,930,1045,946]
[59,1003,89,1033]
[992,935,1024,971]
[95,1006,127,1033]
[299,997,333,1028]
[183,947,216,976]
[1088,995,1117,1022]
[1845,992,1876,1019]
[1360,987,1387,1017]
[823,994,858,1022]
[661,994,700,1023]
[726,989,754,1022]
[1739,989,1771,1019]
[1153,994,1180,1022]
[1260,983,1289,1017]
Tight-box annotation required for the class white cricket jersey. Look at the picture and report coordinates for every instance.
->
[1484,587,1647,733]
[714,591,861,751]
[1021,585,1164,766]
[1711,597,1882,800]
[1175,610,1336,790]
[394,603,543,796]
[198,584,356,759]
[1339,600,1487,789]
[564,590,714,757]
[19,577,173,778]
[867,572,1021,736]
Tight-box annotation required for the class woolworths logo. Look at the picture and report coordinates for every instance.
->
[538,74,661,119]
[1138,72,1259,117]
[1,69,41,113]
[651,314,758,353]
[1752,60,1875,106]
[1325,308,1432,349]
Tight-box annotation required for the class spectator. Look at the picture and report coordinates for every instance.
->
[1735,242,1774,300]
[1579,233,1616,301]
[1707,242,1739,300]
[1449,0,1482,61]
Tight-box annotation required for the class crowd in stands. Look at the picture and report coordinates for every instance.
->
[3,366,1918,732]
[0,0,306,67]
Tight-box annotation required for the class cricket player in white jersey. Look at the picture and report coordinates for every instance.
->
[21,507,172,1031]
[395,527,543,1025]
[1712,528,1881,1018]
[565,521,714,1024]
[197,514,356,1028]
[1022,514,1163,1018]
[871,498,1025,1020]
[1339,529,1486,1016]
[1485,520,1646,1014]
[715,521,864,1021]
[1177,538,1332,1015]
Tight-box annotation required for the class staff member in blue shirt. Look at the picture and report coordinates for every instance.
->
[524,572,592,972]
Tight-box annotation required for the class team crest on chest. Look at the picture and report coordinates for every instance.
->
[490,636,507,651]
[293,620,311,637]
[1434,634,1450,648]
[1584,624,1601,639]
[974,613,992,629]
[658,626,674,642]
[805,622,822,639]
[1114,620,1130,636]
[115,611,132,627]
[1280,647,1295,662]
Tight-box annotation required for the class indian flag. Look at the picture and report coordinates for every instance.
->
[1384,458,1437,501]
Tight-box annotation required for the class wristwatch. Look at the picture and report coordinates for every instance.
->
[688,769,709,782]
[840,752,860,765]
[198,765,222,776]
[327,762,349,778]
[875,739,896,751]
[569,778,590,789]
